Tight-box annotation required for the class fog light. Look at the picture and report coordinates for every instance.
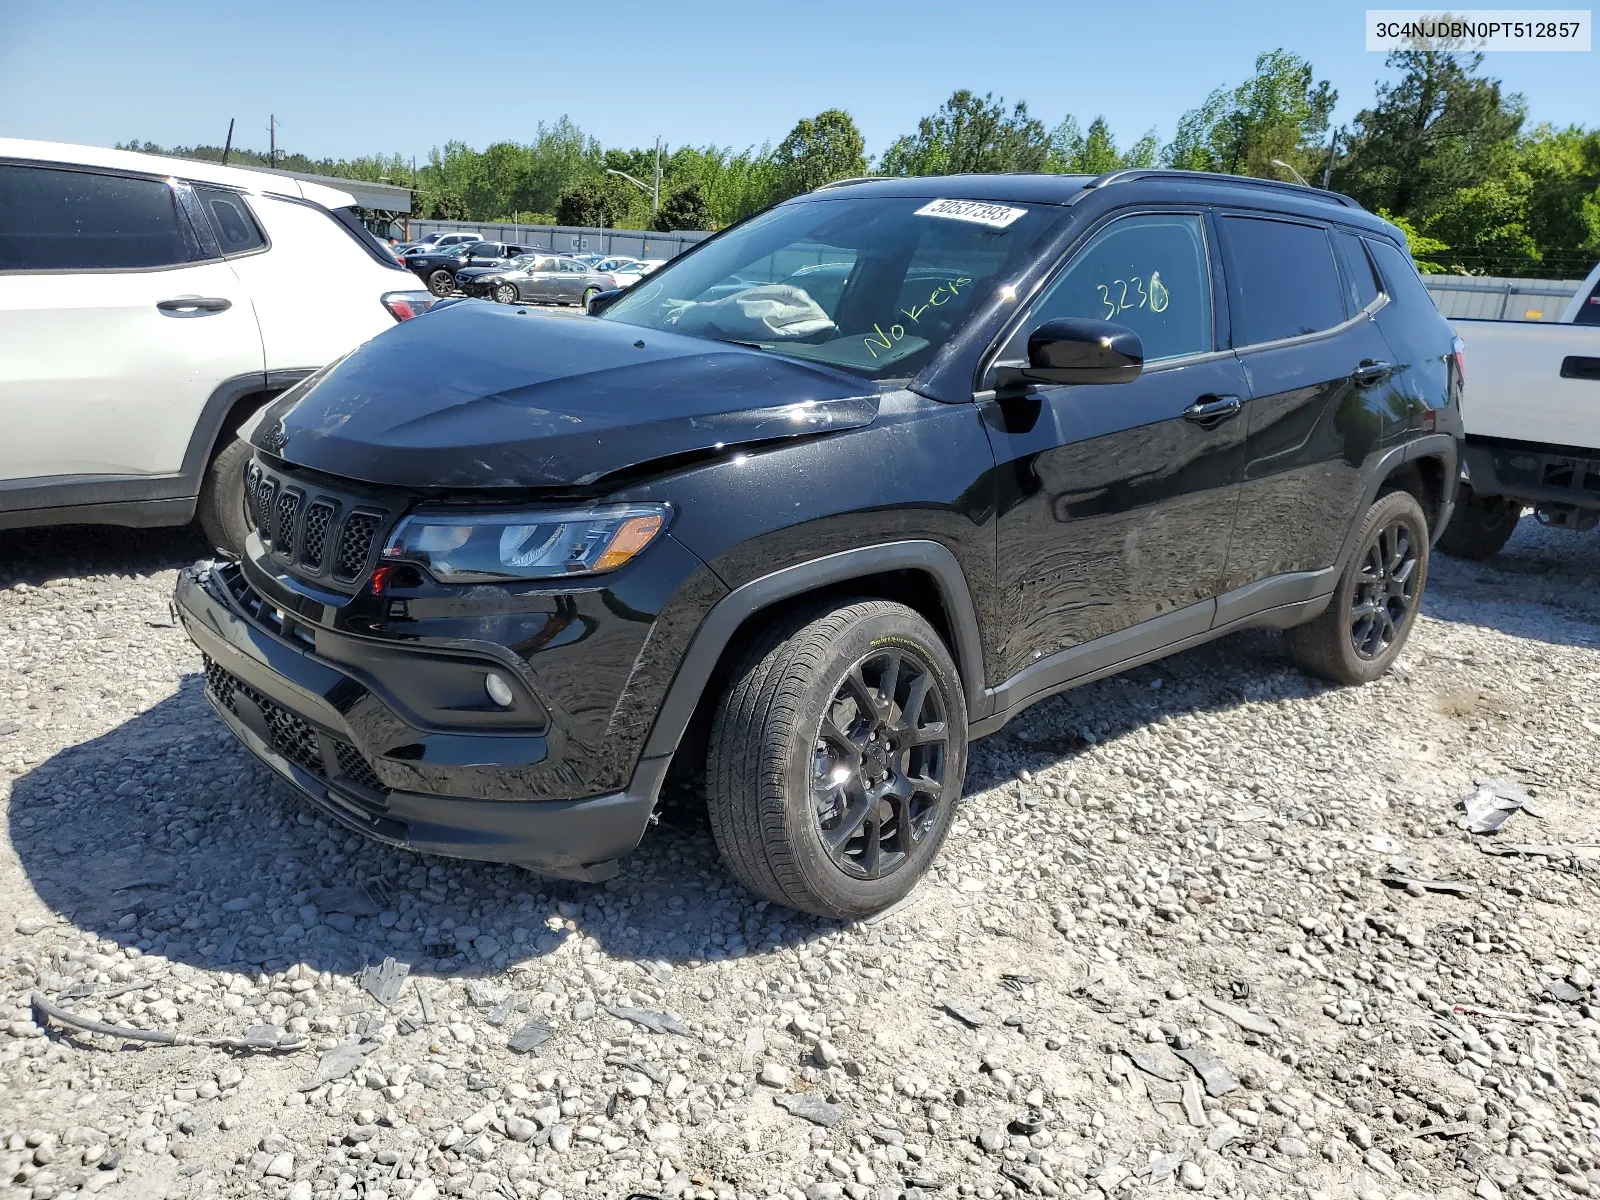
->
[484,673,514,708]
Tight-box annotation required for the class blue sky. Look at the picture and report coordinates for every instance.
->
[2,0,1594,164]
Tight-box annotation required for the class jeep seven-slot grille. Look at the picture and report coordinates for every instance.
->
[243,460,389,588]
[203,655,390,797]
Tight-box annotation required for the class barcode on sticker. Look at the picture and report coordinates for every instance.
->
[914,199,1029,228]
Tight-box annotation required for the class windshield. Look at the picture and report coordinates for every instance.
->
[598,195,1065,379]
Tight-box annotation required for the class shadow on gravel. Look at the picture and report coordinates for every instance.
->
[8,626,1310,985]
[0,523,210,584]
[1425,518,1600,651]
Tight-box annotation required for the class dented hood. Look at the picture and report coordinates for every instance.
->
[253,301,880,489]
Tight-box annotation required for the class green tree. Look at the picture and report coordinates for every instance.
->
[772,109,867,198]
[1376,209,1452,273]
[554,175,640,228]
[1164,49,1336,181]
[1046,116,1159,173]
[879,90,1051,176]
[653,182,710,231]
[1334,51,1524,220]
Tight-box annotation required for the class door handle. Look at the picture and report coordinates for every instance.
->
[1351,359,1394,387]
[157,296,232,314]
[1183,394,1243,427]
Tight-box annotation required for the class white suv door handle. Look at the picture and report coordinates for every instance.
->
[157,296,232,314]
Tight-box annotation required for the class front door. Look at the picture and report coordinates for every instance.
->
[1216,214,1403,595]
[983,210,1248,682]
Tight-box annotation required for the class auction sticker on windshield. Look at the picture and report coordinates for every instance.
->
[914,199,1029,228]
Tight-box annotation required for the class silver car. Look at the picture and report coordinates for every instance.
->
[479,256,619,306]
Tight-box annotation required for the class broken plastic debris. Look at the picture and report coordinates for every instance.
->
[1458,778,1537,834]
[1452,1002,1560,1025]
[1172,1046,1239,1096]
[507,1018,553,1054]
[298,1039,377,1090]
[1125,1044,1187,1083]
[937,997,987,1028]
[1478,841,1600,861]
[604,1003,693,1037]
[1361,832,1402,854]
[1198,995,1279,1035]
[1380,874,1475,896]
[358,957,409,1008]
[774,1092,844,1127]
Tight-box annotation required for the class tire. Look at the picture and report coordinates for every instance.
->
[493,283,518,304]
[1286,490,1430,686]
[1437,483,1521,560]
[706,599,967,919]
[582,286,600,309]
[196,435,253,557]
[426,269,455,297]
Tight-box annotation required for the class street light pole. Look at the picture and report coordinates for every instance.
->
[1270,158,1310,187]
[605,167,659,218]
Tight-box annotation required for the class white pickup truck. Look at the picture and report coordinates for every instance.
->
[1440,260,1600,559]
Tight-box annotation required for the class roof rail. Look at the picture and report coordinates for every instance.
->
[1076,168,1362,209]
[812,176,887,191]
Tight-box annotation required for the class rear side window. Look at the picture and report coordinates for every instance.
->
[1219,216,1345,346]
[1334,230,1382,312]
[1574,278,1600,326]
[0,164,204,271]
[194,187,266,254]
[1018,213,1214,363]
[1366,237,1441,317]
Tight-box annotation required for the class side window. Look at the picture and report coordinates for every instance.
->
[1334,230,1381,313]
[0,164,203,271]
[1220,216,1346,345]
[1578,278,1600,326]
[563,260,587,273]
[194,187,266,255]
[1015,213,1214,363]
[1366,237,1441,317]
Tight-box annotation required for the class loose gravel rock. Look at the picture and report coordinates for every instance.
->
[2,519,1599,1200]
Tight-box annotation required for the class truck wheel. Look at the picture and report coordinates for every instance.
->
[196,436,253,557]
[706,600,967,919]
[1286,490,1430,687]
[1437,484,1521,560]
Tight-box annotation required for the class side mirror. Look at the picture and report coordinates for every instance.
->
[995,318,1143,388]
[586,288,625,315]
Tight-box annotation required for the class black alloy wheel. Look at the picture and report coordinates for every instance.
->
[1350,520,1419,659]
[810,646,949,881]
[494,283,518,304]
[426,269,455,297]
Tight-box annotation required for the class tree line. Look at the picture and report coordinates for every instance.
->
[122,49,1600,278]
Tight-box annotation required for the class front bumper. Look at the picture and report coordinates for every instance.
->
[174,563,665,880]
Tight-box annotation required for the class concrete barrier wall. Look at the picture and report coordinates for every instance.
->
[405,220,711,261]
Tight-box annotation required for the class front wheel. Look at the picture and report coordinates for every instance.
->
[426,269,455,297]
[1286,489,1430,686]
[196,435,253,557]
[581,286,600,309]
[493,283,519,304]
[1437,483,1521,560]
[706,600,967,919]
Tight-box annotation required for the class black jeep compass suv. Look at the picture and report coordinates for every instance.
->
[176,170,1463,919]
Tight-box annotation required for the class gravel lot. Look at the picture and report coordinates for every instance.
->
[2,518,1599,1200]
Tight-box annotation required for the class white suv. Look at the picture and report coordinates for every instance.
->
[0,138,435,552]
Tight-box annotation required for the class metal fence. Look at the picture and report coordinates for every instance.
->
[405,219,711,261]
[1424,275,1585,322]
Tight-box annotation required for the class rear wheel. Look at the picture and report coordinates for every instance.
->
[196,435,253,557]
[426,269,455,297]
[1438,483,1521,560]
[493,283,519,304]
[582,286,601,309]
[1286,490,1429,686]
[706,600,967,919]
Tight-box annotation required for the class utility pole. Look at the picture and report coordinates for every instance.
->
[1322,128,1340,190]
[221,118,234,165]
[267,114,278,169]
[652,136,661,218]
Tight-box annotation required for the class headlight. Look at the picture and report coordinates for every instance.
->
[382,504,669,582]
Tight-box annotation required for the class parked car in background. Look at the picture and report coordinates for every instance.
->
[593,256,643,275]
[405,241,531,296]
[1439,257,1600,559]
[609,258,666,287]
[0,137,437,554]
[568,253,606,267]
[412,231,480,250]
[175,170,1461,915]
[452,252,543,297]
[466,255,619,305]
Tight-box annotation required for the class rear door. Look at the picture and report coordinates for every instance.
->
[1217,213,1401,600]
[0,162,263,484]
[982,210,1251,678]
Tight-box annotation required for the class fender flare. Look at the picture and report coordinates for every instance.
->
[638,540,988,763]
[1333,433,1460,569]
